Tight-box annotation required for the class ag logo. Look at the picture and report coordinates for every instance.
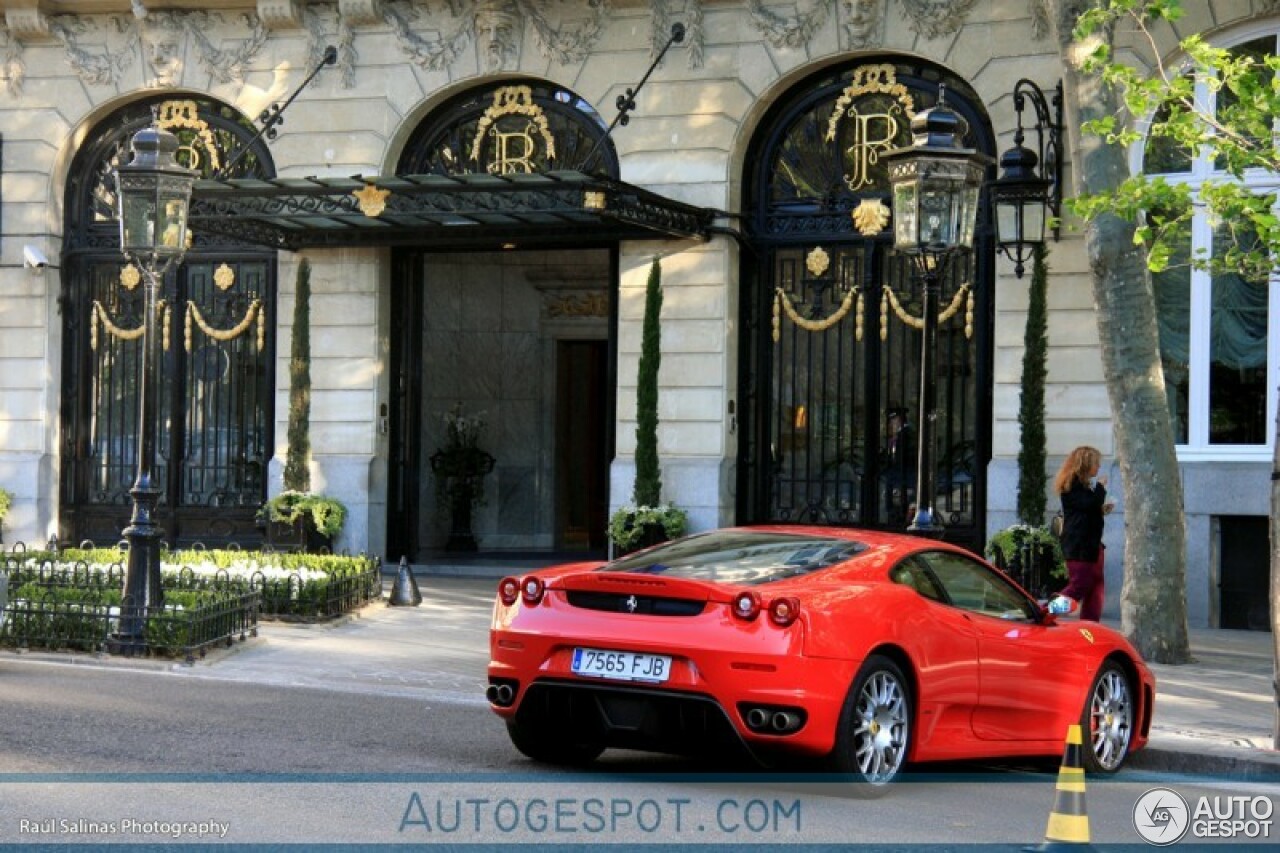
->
[1133,787,1190,845]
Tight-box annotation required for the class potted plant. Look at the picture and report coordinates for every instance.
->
[430,402,494,551]
[608,258,687,556]
[986,523,1065,601]
[260,259,344,552]
[607,503,688,555]
[0,487,11,545]
[258,490,346,552]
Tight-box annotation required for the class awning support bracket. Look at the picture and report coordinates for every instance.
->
[215,45,338,179]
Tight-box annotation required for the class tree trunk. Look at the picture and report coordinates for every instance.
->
[1272,397,1280,747]
[1049,0,1190,663]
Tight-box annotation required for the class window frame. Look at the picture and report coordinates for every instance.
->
[1129,26,1280,460]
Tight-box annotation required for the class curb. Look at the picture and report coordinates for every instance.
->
[1129,742,1280,778]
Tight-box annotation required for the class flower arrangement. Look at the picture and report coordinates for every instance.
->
[607,503,689,553]
[258,490,347,538]
[431,403,494,502]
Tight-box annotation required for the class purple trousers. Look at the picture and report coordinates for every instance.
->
[1061,552,1105,621]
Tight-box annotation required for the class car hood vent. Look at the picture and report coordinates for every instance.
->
[566,591,706,616]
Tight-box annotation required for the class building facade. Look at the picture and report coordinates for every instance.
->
[0,0,1272,628]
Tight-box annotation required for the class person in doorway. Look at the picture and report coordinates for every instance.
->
[1049,446,1115,620]
[882,406,916,524]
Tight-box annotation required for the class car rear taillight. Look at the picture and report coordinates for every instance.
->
[768,596,800,627]
[498,577,520,606]
[732,590,761,621]
[521,576,546,606]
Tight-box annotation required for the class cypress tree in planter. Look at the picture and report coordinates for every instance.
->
[259,258,345,552]
[608,259,687,555]
[284,258,312,496]
[989,245,1064,595]
[1017,243,1048,526]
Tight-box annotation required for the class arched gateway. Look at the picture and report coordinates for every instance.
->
[737,59,997,552]
[59,97,277,547]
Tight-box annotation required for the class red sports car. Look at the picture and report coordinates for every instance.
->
[486,526,1154,790]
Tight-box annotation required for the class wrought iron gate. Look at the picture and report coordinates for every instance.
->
[737,59,993,552]
[59,98,276,547]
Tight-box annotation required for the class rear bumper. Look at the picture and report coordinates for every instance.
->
[488,630,858,759]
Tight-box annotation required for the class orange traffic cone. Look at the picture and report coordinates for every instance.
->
[1025,724,1094,851]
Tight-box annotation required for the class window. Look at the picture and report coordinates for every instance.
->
[1141,33,1280,457]
[914,551,1037,622]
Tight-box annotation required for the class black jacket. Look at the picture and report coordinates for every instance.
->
[1060,478,1107,562]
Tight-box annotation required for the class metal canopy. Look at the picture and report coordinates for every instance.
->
[188,170,713,251]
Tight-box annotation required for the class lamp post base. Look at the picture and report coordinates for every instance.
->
[906,507,946,539]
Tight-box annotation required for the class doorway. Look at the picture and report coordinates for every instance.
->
[386,249,613,559]
[556,340,609,550]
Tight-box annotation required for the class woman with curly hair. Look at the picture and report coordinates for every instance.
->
[1049,446,1115,620]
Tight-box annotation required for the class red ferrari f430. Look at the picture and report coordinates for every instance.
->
[487,526,1154,791]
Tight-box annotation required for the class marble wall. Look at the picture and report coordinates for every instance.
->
[418,250,610,551]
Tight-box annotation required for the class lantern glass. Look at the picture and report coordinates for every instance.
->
[892,182,918,250]
[891,157,985,253]
[120,187,158,253]
[995,195,1046,248]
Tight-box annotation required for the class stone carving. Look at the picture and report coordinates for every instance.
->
[43,11,265,88]
[748,0,834,49]
[383,2,469,71]
[257,0,304,30]
[901,0,977,40]
[339,0,384,27]
[842,0,881,49]
[1029,0,1050,41]
[0,30,25,95]
[475,0,522,71]
[382,0,606,72]
[139,12,184,87]
[5,5,49,41]
[518,0,608,65]
[181,12,269,85]
[545,290,609,318]
[49,16,136,86]
[302,5,356,88]
[649,0,703,68]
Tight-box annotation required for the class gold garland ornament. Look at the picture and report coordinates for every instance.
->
[773,286,864,342]
[879,283,974,339]
[90,300,170,350]
[184,299,265,351]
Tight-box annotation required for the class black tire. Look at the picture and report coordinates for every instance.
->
[505,720,604,767]
[1081,660,1135,774]
[829,654,912,796]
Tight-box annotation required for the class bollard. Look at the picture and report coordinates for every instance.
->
[388,556,422,606]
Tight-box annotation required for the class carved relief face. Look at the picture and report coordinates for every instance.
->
[474,7,519,71]
[844,0,881,48]
[142,26,182,86]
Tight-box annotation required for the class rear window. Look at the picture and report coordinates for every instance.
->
[603,530,867,586]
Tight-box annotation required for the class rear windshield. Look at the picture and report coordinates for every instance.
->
[602,530,867,586]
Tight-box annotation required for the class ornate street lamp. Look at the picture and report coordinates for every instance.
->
[883,87,990,537]
[990,79,1063,278]
[110,121,196,652]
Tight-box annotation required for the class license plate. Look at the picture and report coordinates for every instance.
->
[571,647,672,683]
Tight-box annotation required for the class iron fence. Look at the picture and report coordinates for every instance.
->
[0,586,259,663]
[167,557,382,621]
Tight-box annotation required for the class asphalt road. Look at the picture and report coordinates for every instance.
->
[0,578,1277,847]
